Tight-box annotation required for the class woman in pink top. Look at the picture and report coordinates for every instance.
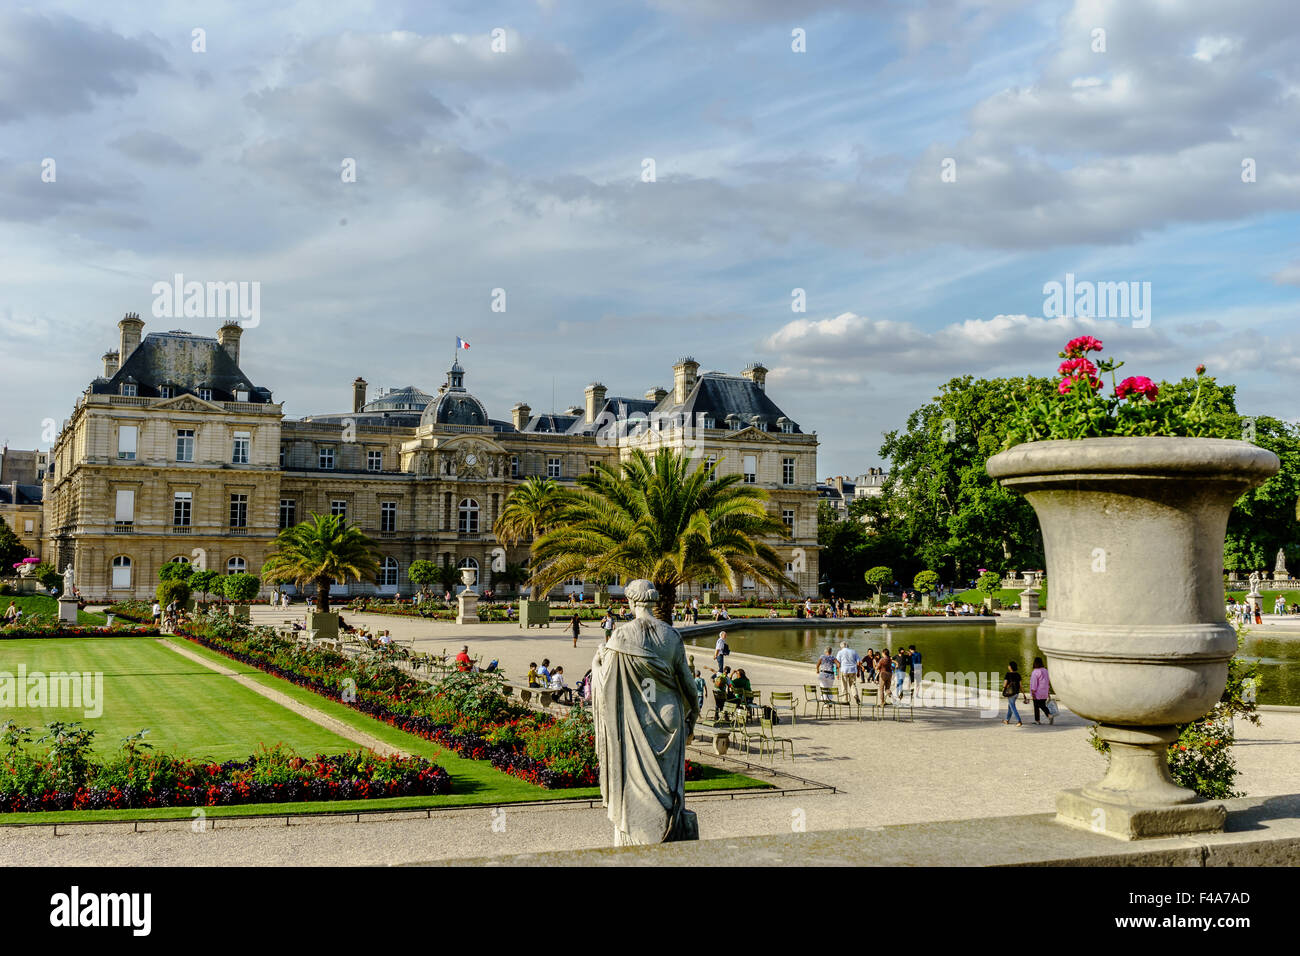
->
[1030,657,1053,724]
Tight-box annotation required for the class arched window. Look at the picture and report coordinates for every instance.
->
[458,498,479,534]
[227,556,246,574]
[111,555,132,589]
[170,555,189,565]
[457,557,479,587]
[380,557,399,589]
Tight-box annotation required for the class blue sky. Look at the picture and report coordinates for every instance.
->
[2,0,1298,476]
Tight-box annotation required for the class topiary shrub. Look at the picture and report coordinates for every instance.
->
[222,573,260,603]
[158,561,194,583]
[157,579,191,607]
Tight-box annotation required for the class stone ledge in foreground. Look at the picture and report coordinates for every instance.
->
[407,792,1300,867]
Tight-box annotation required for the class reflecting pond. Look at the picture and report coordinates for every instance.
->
[684,624,1300,707]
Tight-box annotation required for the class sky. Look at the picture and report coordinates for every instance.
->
[1,0,1298,477]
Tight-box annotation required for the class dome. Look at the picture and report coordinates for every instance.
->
[363,385,434,413]
[420,362,489,427]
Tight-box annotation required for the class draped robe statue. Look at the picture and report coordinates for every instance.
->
[592,579,700,846]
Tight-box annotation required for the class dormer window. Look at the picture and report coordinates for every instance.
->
[778,417,794,434]
[120,383,136,397]
[159,386,172,399]
[700,414,714,430]
[235,389,249,402]
[198,388,212,402]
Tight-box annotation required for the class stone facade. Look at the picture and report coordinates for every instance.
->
[44,318,819,602]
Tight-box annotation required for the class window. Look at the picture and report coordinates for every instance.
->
[279,445,286,467]
[380,557,399,589]
[458,498,479,534]
[232,431,250,464]
[117,425,137,461]
[170,555,189,565]
[114,489,135,524]
[782,509,795,531]
[23,519,33,533]
[330,500,347,519]
[546,457,561,478]
[229,493,248,528]
[159,386,172,399]
[173,491,192,527]
[782,457,795,485]
[175,429,195,462]
[780,419,794,434]
[279,499,296,529]
[120,383,136,397]
[227,556,246,574]
[235,389,249,402]
[198,388,212,402]
[319,446,335,470]
[742,575,756,590]
[743,454,757,484]
[510,455,519,478]
[367,450,382,472]
[700,414,714,429]
[704,454,718,480]
[380,501,397,532]
[111,556,132,589]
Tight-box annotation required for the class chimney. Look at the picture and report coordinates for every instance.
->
[741,361,768,390]
[512,402,531,431]
[644,386,667,403]
[352,377,368,413]
[217,321,243,366]
[118,312,144,364]
[584,382,607,424]
[102,350,120,378]
[672,356,699,405]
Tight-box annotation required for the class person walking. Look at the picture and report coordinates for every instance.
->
[1002,660,1023,726]
[816,646,838,694]
[894,647,908,699]
[714,631,729,671]
[875,649,892,707]
[1030,657,1053,724]
[836,641,861,703]
[570,613,581,647]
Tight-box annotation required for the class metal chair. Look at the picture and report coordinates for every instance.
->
[769,691,797,726]
[758,717,795,761]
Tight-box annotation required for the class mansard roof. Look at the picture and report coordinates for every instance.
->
[90,331,272,403]
[655,372,801,432]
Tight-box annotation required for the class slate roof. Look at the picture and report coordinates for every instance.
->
[654,372,800,432]
[0,484,43,505]
[564,396,658,437]
[362,385,433,413]
[524,412,580,433]
[91,331,272,403]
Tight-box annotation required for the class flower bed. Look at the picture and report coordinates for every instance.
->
[1,623,159,640]
[176,613,701,789]
[0,726,450,813]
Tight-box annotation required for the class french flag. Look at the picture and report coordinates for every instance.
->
[456,337,470,350]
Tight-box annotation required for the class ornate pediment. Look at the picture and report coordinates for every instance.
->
[719,426,781,442]
[156,394,223,413]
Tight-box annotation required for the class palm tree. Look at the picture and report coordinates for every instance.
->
[494,560,530,597]
[261,513,380,613]
[493,476,565,546]
[527,448,795,621]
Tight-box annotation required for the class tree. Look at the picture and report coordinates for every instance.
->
[32,562,62,595]
[975,570,1002,603]
[260,514,380,613]
[494,561,530,596]
[158,560,193,583]
[528,448,794,621]
[493,476,565,546]
[864,566,892,601]
[435,563,464,595]
[189,569,219,603]
[222,573,260,604]
[407,560,442,597]
[1224,415,1300,573]
[913,570,940,594]
[157,578,190,607]
[0,516,28,569]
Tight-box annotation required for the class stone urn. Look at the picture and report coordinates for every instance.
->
[459,568,477,591]
[457,568,480,624]
[987,437,1278,839]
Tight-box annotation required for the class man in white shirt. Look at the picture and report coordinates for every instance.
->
[835,641,862,703]
[713,632,728,671]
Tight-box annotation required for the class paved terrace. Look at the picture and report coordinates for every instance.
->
[2,606,1297,866]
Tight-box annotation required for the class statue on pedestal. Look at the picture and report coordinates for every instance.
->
[592,579,700,846]
[1275,548,1288,580]
[62,564,75,595]
[1248,569,1262,595]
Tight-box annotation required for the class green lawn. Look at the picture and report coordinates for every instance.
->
[2,594,107,625]
[0,635,770,824]
[0,637,353,759]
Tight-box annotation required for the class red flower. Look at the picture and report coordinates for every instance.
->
[1057,357,1101,394]
[1063,335,1104,357]
[1115,375,1158,401]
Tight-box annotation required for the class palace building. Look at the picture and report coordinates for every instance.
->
[43,315,820,602]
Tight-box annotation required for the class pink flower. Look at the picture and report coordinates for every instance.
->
[1115,375,1159,401]
[1063,335,1104,357]
[1057,356,1101,394]
[1196,364,1206,375]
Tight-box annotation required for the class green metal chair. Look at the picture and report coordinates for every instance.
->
[758,717,795,761]
[725,703,763,754]
[769,691,797,726]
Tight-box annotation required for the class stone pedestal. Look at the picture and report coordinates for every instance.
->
[921,593,932,609]
[1246,590,1262,615]
[57,596,79,624]
[1019,587,1041,618]
[457,591,480,624]
[702,590,717,606]
[594,590,610,607]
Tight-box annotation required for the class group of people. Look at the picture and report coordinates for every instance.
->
[1001,658,1054,726]
[815,641,922,706]
[150,599,190,630]
[942,602,982,616]
[1,601,24,626]
[524,658,580,704]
